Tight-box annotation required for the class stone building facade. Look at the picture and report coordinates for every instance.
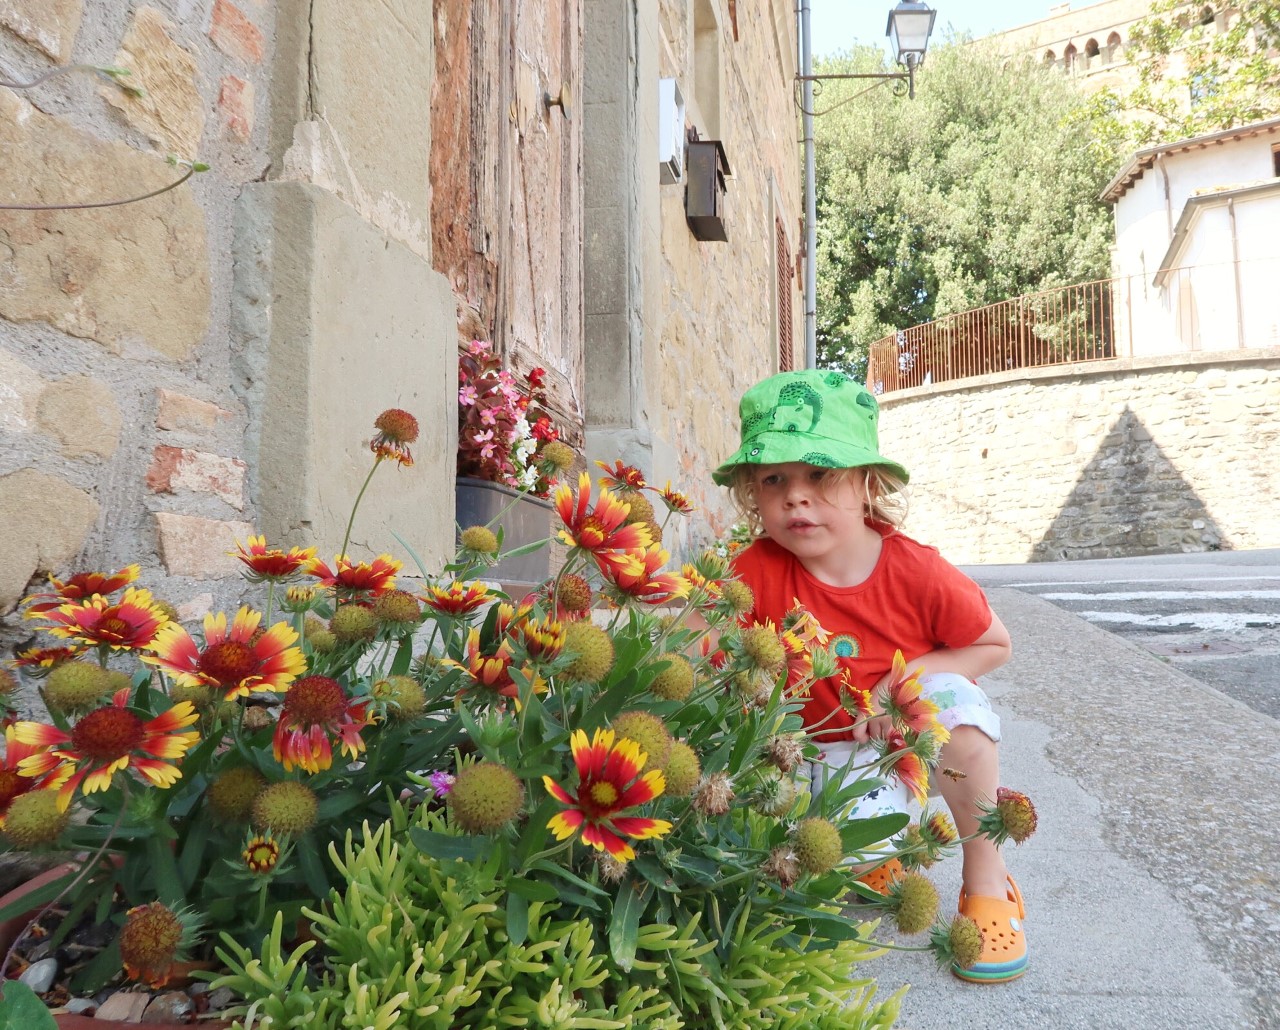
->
[0,2,801,656]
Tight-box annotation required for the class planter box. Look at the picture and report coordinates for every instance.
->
[454,477,553,584]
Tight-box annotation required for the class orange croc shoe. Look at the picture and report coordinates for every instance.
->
[952,875,1028,983]
[856,857,905,896]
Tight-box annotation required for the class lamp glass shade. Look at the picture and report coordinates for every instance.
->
[886,2,936,62]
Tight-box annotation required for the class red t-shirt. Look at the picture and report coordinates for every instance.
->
[730,524,993,741]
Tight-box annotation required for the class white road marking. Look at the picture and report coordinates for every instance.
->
[1076,611,1280,631]
[1042,590,1280,601]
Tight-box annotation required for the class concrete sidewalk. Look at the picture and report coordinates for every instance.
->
[871,588,1277,1030]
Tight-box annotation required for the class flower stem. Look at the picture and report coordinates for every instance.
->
[340,458,383,561]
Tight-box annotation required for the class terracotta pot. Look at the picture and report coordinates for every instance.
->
[0,870,230,1029]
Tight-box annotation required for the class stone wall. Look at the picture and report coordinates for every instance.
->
[876,350,1280,565]
[583,0,803,555]
[1,2,456,663]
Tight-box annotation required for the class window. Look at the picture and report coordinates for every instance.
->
[1272,144,1280,177]
[1043,49,1056,66]
[1063,43,1077,73]
[1106,32,1122,63]
[693,0,721,138]
[1084,38,1100,66]
[776,217,794,372]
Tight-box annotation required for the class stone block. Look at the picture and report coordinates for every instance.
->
[283,0,434,245]
[0,469,99,612]
[208,0,263,63]
[0,90,210,360]
[0,349,45,433]
[232,182,457,570]
[103,6,205,160]
[155,389,233,432]
[154,512,254,578]
[147,445,246,509]
[218,75,255,141]
[35,376,122,459]
[0,0,83,63]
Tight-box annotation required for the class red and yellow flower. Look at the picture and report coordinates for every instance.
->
[838,671,876,719]
[13,689,199,810]
[12,646,83,672]
[271,675,373,774]
[421,580,493,615]
[33,587,170,651]
[443,629,537,699]
[242,833,282,874]
[230,536,317,583]
[22,564,140,615]
[594,460,647,492]
[881,729,930,805]
[543,727,672,861]
[370,408,419,467]
[306,554,401,597]
[879,650,947,738]
[555,473,652,555]
[145,607,305,702]
[0,726,47,826]
[597,544,690,605]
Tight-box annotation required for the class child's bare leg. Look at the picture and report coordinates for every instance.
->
[935,725,1008,898]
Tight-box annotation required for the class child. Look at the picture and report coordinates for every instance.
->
[713,369,1027,984]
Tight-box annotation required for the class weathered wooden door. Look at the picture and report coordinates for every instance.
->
[430,0,584,443]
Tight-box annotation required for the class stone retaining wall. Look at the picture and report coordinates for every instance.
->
[876,349,1280,565]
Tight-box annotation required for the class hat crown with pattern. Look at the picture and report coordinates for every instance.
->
[712,370,908,486]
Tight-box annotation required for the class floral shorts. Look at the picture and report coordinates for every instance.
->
[803,672,1001,827]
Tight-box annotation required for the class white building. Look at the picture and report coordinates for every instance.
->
[1102,117,1280,355]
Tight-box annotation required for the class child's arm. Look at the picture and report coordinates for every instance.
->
[851,611,1012,743]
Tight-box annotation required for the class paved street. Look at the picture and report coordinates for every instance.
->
[873,550,1279,1030]
[965,549,1280,720]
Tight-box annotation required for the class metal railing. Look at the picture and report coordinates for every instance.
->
[865,256,1280,394]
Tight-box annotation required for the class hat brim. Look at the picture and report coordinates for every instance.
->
[712,430,909,487]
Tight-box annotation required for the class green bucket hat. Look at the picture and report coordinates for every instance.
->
[712,370,909,486]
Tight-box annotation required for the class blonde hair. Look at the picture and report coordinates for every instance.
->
[728,464,909,538]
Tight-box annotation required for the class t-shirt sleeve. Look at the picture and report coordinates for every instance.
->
[922,552,993,649]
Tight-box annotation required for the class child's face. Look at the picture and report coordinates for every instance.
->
[751,463,869,561]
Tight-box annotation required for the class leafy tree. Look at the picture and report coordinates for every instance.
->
[1089,0,1280,150]
[813,40,1116,377]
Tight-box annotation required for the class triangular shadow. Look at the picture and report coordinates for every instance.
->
[1033,406,1228,561]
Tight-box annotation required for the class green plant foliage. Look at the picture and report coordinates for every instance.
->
[213,802,903,1029]
[812,38,1116,376]
[0,981,58,1029]
[1088,0,1280,151]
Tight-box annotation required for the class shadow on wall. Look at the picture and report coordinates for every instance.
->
[1032,406,1228,561]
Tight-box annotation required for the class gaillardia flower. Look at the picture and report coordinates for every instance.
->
[370,407,420,467]
[22,564,140,614]
[594,459,648,492]
[543,727,672,861]
[0,726,46,827]
[230,536,317,583]
[306,553,401,597]
[271,675,373,774]
[597,543,690,605]
[424,583,494,614]
[118,902,200,989]
[145,607,305,702]
[14,689,199,810]
[554,473,652,556]
[34,587,170,651]
[880,729,930,804]
[879,650,947,738]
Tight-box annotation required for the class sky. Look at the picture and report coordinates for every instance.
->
[807,0,1069,57]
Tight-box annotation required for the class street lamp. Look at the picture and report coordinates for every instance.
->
[796,0,936,369]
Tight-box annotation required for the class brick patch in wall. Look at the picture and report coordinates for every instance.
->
[154,512,254,578]
[217,75,254,141]
[147,446,246,509]
[208,0,263,64]
[155,389,232,432]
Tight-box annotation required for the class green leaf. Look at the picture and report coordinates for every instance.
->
[390,530,433,579]
[390,634,414,676]
[631,855,680,893]
[176,816,211,892]
[839,813,909,852]
[0,980,57,1029]
[504,876,560,902]
[409,827,495,862]
[505,891,529,946]
[513,798,556,869]
[296,836,332,898]
[70,938,122,995]
[608,880,650,971]
[146,833,186,905]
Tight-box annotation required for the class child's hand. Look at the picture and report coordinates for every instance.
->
[851,714,894,743]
